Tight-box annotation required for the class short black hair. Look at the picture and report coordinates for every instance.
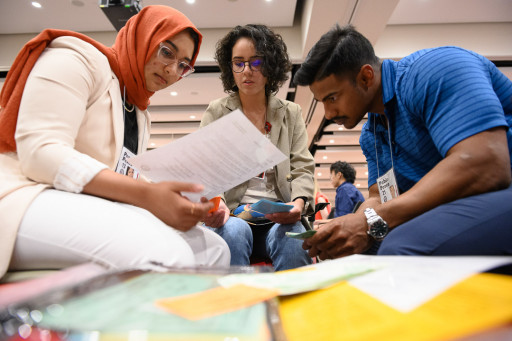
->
[330,161,357,183]
[293,24,379,86]
[215,24,292,96]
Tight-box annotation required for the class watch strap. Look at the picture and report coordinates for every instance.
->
[364,208,389,241]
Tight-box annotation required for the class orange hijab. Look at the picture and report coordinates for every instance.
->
[0,5,202,153]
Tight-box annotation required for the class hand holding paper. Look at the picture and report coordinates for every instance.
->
[249,199,293,215]
[265,198,305,225]
[141,181,211,232]
[203,197,230,228]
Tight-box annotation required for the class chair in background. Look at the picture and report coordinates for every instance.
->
[304,202,331,230]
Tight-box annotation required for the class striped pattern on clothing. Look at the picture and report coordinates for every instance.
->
[360,46,512,192]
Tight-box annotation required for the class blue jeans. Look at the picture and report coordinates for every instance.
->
[378,183,512,255]
[206,217,313,271]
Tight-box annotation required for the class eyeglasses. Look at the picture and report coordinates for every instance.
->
[231,57,264,73]
[157,43,195,78]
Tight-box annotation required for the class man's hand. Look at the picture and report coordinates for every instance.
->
[266,198,304,225]
[202,198,230,228]
[302,213,372,260]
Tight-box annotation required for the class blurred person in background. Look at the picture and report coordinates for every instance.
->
[330,161,365,218]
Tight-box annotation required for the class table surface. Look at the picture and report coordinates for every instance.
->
[1,258,511,341]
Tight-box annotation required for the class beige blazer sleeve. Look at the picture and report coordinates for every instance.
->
[15,37,115,186]
[15,37,150,191]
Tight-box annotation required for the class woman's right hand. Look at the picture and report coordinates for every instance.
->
[83,169,212,231]
[139,181,213,231]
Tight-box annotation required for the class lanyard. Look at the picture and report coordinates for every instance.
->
[122,86,146,151]
[373,113,395,178]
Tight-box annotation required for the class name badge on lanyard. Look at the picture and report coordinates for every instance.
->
[373,114,399,203]
[377,168,399,203]
[115,146,140,179]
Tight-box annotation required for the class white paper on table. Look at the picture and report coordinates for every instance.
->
[217,256,385,296]
[346,255,512,312]
[127,109,287,201]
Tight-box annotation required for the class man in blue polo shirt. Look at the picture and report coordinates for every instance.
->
[330,161,365,217]
[295,24,512,259]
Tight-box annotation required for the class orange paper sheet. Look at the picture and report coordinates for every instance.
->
[155,284,279,320]
[279,273,512,341]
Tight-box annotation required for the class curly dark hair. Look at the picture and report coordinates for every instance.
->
[215,24,292,96]
[330,161,357,184]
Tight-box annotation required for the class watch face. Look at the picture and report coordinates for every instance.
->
[368,221,388,240]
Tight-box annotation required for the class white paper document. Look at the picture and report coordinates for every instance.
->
[128,110,287,201]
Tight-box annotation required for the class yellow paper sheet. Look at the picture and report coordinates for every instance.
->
[155,284,280,320]
[279,273,512,341]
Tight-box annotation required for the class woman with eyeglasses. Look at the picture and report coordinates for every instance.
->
[0,5,230,279]
[200,24,315,270]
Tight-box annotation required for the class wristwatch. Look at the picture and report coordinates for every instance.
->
[364,208,389,241]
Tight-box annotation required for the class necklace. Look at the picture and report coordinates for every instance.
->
[265,120,271,134]
[124,102,135,113]
[263,108,271,134]
[242,108,270,134]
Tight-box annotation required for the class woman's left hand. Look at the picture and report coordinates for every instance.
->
[202,198,230,228]
[266,198,304,225]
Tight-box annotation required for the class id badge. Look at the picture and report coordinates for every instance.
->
[115,146,140,179]
[377,168,399,203]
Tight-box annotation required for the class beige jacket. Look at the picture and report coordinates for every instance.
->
[201,94,315,215]
[0,37,150,278]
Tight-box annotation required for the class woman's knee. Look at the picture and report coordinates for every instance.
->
[268,221,305,239]
[100,226,196,269]
[221,217,253,241]
[204,229,231,267]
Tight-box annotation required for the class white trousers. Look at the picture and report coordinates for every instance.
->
[10,190,230,271]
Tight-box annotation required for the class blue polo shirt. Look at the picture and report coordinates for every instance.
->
[334,182,365,217]
[360,46,512,193]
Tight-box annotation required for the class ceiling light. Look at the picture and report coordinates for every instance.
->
[329,139,335,144]
[190,115,196,119]
[186,0,195,3]
[323,156,327,160]
[317,172,322,176]
[150,143,156,146]
[365,171,369,175]
[31,1,42,8]
[356,184,361,187]
[170,91,178,96]
[338,127,343,131]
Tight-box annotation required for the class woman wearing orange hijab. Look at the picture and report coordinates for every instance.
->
[0,5,230,279]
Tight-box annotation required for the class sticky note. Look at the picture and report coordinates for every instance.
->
[155,284,279,320]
